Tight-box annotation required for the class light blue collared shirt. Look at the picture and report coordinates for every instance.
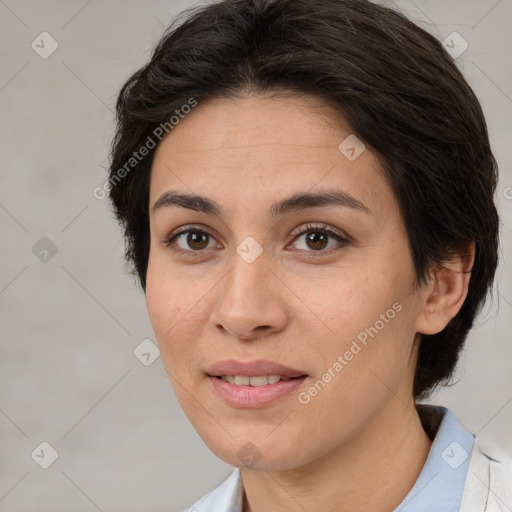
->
[185,405,475,512]
[396,405,475,510]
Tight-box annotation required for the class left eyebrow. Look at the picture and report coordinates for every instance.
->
[269,189,371,216]
[151,189,371,216]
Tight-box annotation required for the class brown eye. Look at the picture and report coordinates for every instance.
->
[289,224,351,254]
[166,228,218,252]
[186,231,209,250]
[305,231,329,251]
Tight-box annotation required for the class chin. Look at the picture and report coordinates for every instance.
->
[217,447,303,471]
[198,430,310,471]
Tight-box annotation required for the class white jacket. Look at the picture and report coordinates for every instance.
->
[459,433,512,511]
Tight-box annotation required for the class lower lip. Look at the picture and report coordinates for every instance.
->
[208,376,308,408]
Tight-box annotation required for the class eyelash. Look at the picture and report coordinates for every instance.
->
[163,223,351,258]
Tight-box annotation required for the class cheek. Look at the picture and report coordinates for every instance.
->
[146,279,198,416]
[145,271,174,338]
[296,304,415,446]
[302,267,415,388]
[303,271,397,343]
[145,261,194,364]
[146,253,199,335]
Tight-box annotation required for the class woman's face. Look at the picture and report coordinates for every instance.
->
[146,93,429,470]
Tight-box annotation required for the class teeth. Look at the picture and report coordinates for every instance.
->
[220,375,290,386]
[248,375,268,386]
[234,375,250,386]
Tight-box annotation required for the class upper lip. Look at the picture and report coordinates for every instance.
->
[206,359,307,378]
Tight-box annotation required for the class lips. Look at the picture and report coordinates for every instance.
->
[206,359,307,379]
[206,359,308,407]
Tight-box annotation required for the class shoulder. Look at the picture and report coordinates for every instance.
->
[460,433,512,511]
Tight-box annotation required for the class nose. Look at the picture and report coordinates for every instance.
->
[210,250,288,341]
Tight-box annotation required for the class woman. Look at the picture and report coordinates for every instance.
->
[108,0,511,509]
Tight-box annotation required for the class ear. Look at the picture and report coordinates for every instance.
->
[414,241,475,336]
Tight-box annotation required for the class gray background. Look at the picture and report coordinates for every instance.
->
[1,1,511,511]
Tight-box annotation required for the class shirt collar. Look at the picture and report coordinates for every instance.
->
[395,404,475,511]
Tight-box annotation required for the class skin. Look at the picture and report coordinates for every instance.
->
[146,93,474,512]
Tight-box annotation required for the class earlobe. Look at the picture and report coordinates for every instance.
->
[415,242,475,336]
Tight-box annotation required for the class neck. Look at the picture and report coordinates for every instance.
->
[241,397,432,512]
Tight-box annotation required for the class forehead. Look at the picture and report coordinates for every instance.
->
[149,94,397,220]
